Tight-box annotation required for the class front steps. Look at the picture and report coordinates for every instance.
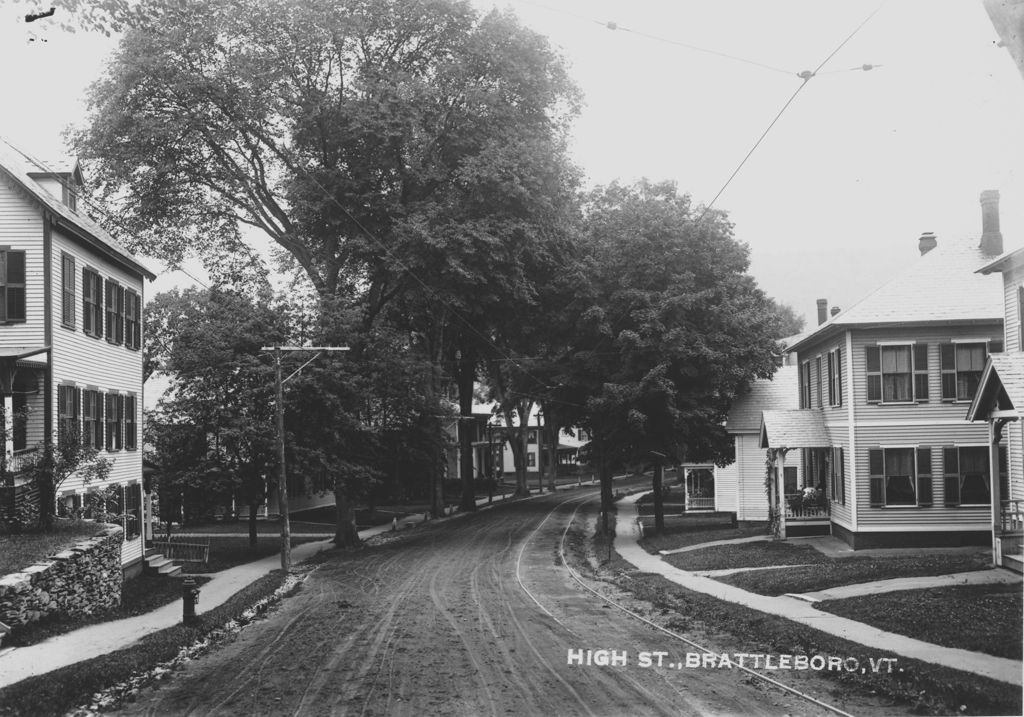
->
[144,550,182,578]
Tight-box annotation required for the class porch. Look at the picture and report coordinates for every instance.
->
[681,464,716,511]
[998,499,1023,572]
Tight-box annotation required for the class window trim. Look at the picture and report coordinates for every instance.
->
[942,444,1002,507]
[868,446,929,507]
[866,344,920,404]
[827,347,843,407]
[940,342,995,403]
[124,393,137,451]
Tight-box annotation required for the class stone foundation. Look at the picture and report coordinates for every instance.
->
[0,525,123,630]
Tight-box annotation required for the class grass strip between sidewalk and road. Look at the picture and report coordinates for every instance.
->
[0,571,291,717]
[815,583,1023,661]
[573,509,1021,717]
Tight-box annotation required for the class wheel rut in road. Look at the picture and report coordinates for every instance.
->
[115,489,851,716]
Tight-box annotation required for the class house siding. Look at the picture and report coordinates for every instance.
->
[998,264,1024,503]
[716,452,737,513]
[49,226,146,567]
[0,177,46,345]
[797,323,1001,542]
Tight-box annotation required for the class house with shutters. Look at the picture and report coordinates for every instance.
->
[965,212,1024,572]
[0,145,155,574]
[760,191,1007,549]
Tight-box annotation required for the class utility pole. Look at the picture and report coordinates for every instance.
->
[261,345,349,571]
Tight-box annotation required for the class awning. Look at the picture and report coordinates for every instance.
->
[759,409,831,449]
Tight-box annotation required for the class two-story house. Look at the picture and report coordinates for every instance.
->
[965,207,1024,572]
[0,145,155,574]
[760,191,1006,549]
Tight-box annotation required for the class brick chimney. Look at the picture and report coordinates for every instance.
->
[918,232,937,255]
[979,190,1003,255]
[817,299,828,326]
[830,306,840,317]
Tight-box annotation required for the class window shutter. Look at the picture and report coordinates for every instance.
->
[913,344,929,402]
[104,393,114,451]
[866,346,881,403]
[868,449,884,507]
[999,445,1009,500]
[62,254,75,328]
[1,250,26,322]
[943,447,960,506]
[94,391,104,449]
[940,344,956,400]
[916,447,933,506]
[816,356,823,408]
[838,447,846,505]
[104,281,115,342]
[82,268,92,335]
[835,348,843,406]
[826,352,834,406]
[73,387,81,442]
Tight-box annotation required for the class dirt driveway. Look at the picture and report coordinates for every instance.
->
[115,485,886,716]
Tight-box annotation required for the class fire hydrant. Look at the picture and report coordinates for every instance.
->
[182,576,200,624]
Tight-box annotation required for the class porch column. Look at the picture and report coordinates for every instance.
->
[990,419,1004,567]
[777,450,788,540]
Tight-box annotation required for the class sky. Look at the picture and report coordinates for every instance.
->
[1,0,1022,326]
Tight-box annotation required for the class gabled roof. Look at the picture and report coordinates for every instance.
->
[0,145,156,280]
[759,409,830,449]
[789,238,1003,353]
[966,352,1024,421]
[725,365,798,433]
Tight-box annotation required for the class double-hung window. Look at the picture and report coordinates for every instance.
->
[82,389,103,448]
[827,348,842,407]
[124,394,137,451]
[105,393,123,451]
[124,289,141,350]
[942,446,1005,506]
[940,342,998,401]
[104,280,125,345]
[866,344,928,403]
[829,446,845,505]
[82,268,103,339]
[868,447,932,507]
[57,384,80,447]
[0,249,26,323]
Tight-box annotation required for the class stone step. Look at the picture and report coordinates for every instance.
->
[157,562,182,577]
[1003,553,1023,574]
[145,553,182,578]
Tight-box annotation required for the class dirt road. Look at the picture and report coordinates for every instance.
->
[116,486,866,716]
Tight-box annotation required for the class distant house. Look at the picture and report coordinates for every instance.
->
[966,224,1024,572]
[0,146,156,574]
[761,191,1006,549]
[716,363,799,523]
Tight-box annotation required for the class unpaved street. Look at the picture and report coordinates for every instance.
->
[117,486,871,716]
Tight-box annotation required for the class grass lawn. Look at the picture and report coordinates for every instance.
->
[568,508,1021,716]
[639,525,769,554]
[0,571,290,717]
[717,552,994,595]
[664,540,831,571]
[816,583,1023,660]
[5,574,212,648]
[0,521,106,575]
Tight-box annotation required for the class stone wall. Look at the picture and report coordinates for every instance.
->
[0,525,123,630]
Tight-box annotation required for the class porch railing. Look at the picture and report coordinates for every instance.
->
[1000,500,1024,534]
[785,493,830,520]
[150,536,210,565]
[686,495,715,511]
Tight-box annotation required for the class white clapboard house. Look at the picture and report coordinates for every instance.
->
[0,145,155,574]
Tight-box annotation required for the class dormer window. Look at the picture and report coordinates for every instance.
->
[62,182,77,212]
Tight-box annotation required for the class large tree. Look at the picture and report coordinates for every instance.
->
[570,180,786,531]
[73,0,582,513]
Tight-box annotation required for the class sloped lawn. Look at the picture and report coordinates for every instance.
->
[0,521,103,575]
[816,583,1023,660]
[716,552,993,595]
[639,525,768,554]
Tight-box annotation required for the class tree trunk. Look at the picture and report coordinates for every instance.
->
[598,439,613,534]
[248,501,259,547]
[334,484,361,548]
[545,409,559,492]
[652,462,665,534]
[457,352,477,512]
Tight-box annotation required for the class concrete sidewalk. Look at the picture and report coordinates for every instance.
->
[616,492,1023,686]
